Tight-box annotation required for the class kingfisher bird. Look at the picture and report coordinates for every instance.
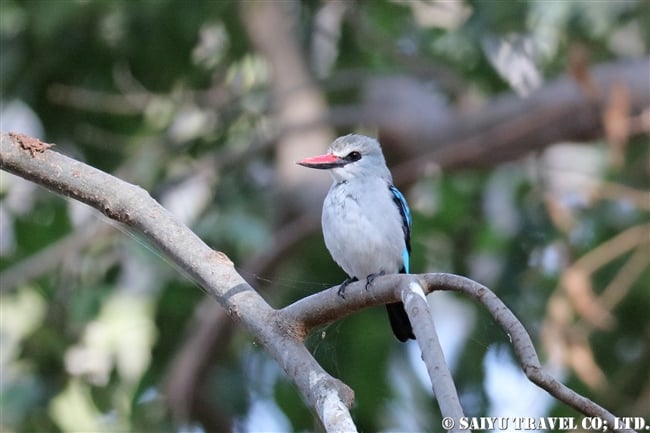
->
[297,134,415,342]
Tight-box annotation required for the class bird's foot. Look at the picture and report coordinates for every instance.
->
[337,277,358,299]
[365,271,386,290]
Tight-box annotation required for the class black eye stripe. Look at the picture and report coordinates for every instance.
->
[344,151,362,162]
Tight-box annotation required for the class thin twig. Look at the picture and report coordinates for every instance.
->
[571,224,649,273]
[600,245,649,308]
[418,274,636,433]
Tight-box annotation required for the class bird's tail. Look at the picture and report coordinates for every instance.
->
[386,302,415,342]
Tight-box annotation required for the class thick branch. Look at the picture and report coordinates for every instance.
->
[328,58,650,180]
[0,132,355,432]
[163,211,321,424]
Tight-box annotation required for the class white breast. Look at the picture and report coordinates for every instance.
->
[321,177,405,279]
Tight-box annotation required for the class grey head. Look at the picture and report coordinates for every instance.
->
[297,134,392,183]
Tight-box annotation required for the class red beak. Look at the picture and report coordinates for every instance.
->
[296,153,345,169]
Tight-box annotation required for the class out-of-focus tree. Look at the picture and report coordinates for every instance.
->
[1,1,648,432]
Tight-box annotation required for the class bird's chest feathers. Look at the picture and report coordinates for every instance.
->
[325,181,390,226]
[322,180,405,277]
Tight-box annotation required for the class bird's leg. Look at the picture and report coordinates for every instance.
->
[365,271,386,290]
[337,276,358,299]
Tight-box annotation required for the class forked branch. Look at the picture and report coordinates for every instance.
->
[1,133,634,433]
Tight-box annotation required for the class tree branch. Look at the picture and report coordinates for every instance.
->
[416,274,625,428]
[325,58,650,180]
[283,272,635,433]
[0,132,355,433]
[1,132,634,432]
[402,280,467,433]
[0,218,107,291]
[163,211,320,425]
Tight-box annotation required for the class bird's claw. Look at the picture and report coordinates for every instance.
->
[365,271,385,290]
[337,277,358,299]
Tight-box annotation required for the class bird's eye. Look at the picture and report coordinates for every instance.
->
[346,151,362,162]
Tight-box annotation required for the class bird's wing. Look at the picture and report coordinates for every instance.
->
[389,185,412,273]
